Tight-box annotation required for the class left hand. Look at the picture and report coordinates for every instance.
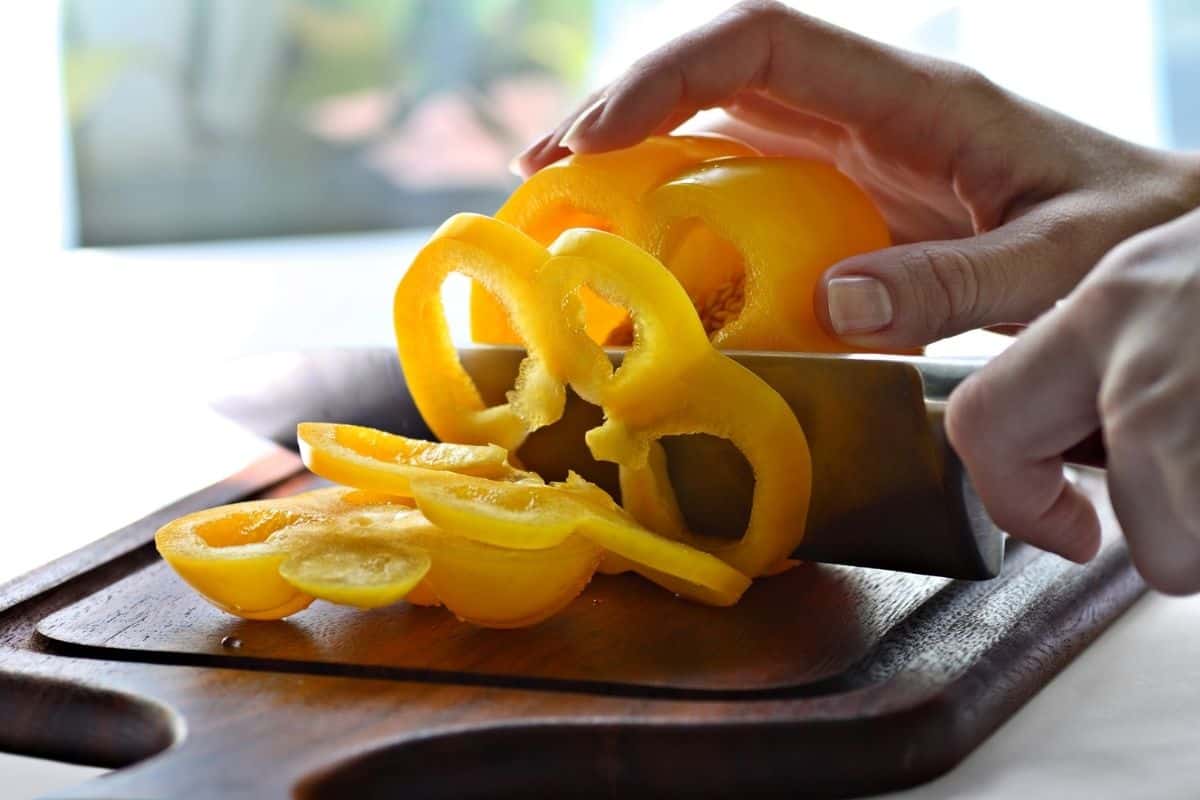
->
[947,207,1200,591]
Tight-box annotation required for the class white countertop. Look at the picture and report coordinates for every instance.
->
[3,231,1196,799]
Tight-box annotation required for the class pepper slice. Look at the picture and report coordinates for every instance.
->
[294,422,744,605]
[298,422,532,495]
[279,536,431,610]
[643,157,892,351]
[412,522,601,628]
[536,228,814,577]
[394,213,567,453]
[156,486,603,626]
[155,488,415,619]
[472,134,759,345]
[409,472,751,606]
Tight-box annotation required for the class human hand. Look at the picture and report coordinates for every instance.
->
[515,1,1200,590]
[947,207,1200,592]
[514,0,1199,349]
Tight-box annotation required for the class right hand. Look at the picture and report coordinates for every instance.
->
[514,1,1200,591]
[514,0,1200,349]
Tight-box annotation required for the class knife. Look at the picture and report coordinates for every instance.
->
[211,347,1105,581]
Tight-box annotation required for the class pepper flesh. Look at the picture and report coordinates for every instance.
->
[393,213,567,453]
[298,421,530,495]
[156,485,604,626]
[298,422,750,605]
[299,423,752,605]
[472,136,891,351]
[472,134,759,345]
[410,472,751,605]
[396,216,812,580]
[155,488,415,618]
[643,157,891,351]
[155,136,889,625]
[536,228,814,577]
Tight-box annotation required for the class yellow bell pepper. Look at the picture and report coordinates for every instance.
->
[299,423,751,605]
[536,228,813,577]
[156,485,603,627]
[409,472,751,606]
[156,136,888,627]
[155,488,419,618]
[393,213,567,453]
[396,214,812,580]
[471,135,891,351]
[473,134,759,345]
[643,157,891,351]
[297,421,531,495]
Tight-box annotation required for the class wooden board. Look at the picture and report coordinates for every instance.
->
[0,456,1145,799]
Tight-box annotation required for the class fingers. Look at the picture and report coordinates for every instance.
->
[1107,435,1200,595]
[945,307,1103,562]
[511,90,607,178]
[721,92,847,149]
[814,201,1097,348]
[516,0,936,172]
[1089,227,1200,592]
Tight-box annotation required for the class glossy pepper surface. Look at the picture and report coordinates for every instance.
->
[394,217,812,580]
[471,136,890,352]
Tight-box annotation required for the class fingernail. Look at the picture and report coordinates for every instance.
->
[511,132,554,177]
[561,97,607,152]
[827,276,893,335]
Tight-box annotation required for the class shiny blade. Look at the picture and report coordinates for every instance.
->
[211,347,1003,580]
[461,348,1003,580]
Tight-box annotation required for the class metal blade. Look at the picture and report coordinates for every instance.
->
[461,348,1003,580]
[211,347,1004,580]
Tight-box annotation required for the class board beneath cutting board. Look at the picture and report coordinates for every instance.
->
[0,448,1145,798]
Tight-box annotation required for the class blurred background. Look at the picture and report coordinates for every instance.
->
[49,0,1200,247]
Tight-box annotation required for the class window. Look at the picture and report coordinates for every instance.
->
[61,0,1200,246]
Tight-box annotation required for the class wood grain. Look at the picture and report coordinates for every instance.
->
[0,460,1145,799]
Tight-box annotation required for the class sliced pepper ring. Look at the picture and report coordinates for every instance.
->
[156,486,603,626]
[409,471,750,606]
[298,421,533,496]
[536,229,814,577]
[154,488,418,619]
[535,228,712,415]
[394,213,568,452]
[279,535,431,610]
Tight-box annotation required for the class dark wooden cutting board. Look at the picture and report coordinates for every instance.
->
[0,451,1144,799]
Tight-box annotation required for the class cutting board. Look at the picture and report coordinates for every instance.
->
[0,449,1143,799]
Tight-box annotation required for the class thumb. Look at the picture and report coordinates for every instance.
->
[814,216,1085,348]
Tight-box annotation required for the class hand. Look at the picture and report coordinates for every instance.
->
[948,207,1200,592]
[514,0,1199,348]
[515,0,1200,591]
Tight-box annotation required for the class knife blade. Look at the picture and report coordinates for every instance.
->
[462,347,1005,580]
[212,347,1104,582]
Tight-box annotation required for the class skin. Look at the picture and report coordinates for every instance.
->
[514,1,1200,593]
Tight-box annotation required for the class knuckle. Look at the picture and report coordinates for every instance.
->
[1098,367,1163,444]
[1098,227,1169,274]
[1066,274,1136,329]
[902,245,984,338]
[731,0,789,20]
[945,375,994,461]
[1135,545,1200,596]
[906,58,1000,120]
[946,63,999,101]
